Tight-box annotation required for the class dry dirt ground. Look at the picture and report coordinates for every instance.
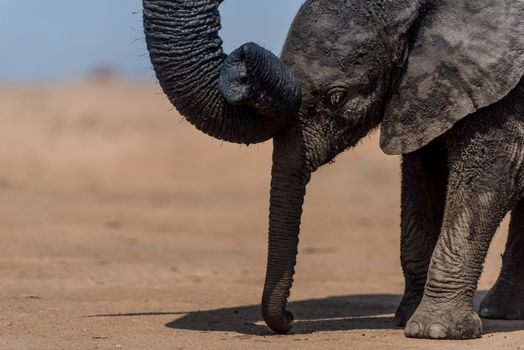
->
[0,82,523,350]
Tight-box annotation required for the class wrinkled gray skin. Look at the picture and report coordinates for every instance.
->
[143,0,524,340]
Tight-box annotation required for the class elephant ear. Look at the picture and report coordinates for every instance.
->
[380,0,524,155]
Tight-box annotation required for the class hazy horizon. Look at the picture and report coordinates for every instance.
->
[0,1,303,82]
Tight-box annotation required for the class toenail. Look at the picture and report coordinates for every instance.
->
[405,321,421,336]
[428,323,447,339]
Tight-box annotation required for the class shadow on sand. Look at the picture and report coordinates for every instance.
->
[88,292,524,336]
[167,294,400,335]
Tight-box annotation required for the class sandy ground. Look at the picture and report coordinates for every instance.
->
[0,81,523,350]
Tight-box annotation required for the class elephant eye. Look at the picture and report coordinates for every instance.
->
[325,87,348,109]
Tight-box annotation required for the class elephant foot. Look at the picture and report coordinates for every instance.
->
[405,301,482,340]
[480,278,524,320]
[394,291,423,327]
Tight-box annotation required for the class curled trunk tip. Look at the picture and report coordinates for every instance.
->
[143,0,301,144]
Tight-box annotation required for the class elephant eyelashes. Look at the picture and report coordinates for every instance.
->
[325,87,349,109]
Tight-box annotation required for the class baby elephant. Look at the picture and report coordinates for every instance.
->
[143,0,524,339]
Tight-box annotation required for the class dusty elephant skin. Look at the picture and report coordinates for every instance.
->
[143,0,524,340]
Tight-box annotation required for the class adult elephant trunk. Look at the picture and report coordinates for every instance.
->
[262,132,311,333]
[143,0,301,144]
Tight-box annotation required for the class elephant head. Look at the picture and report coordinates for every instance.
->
[143,0,524,333]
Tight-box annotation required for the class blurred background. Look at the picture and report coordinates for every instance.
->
[0,0,304,82]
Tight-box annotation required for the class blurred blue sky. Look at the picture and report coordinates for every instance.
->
[0,0,304,82]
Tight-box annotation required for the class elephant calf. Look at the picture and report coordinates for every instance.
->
[143,0,524,340]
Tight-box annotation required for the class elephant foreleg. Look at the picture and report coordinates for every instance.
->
[480,197,524,319]
[395,144,448,326]
[405,120,524,340]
